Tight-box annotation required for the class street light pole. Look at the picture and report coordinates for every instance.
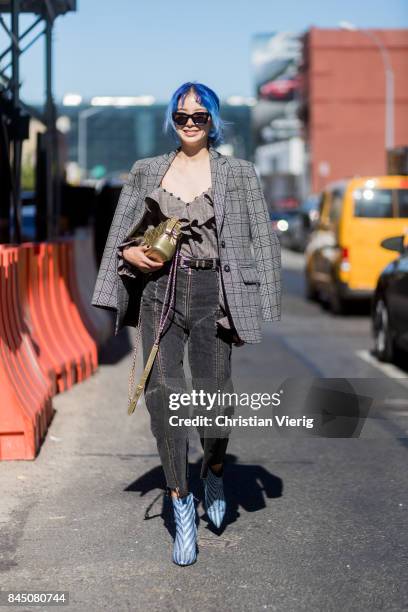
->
[364,29,394,151]
[339,21,395,152]
[44,8,58,239]
[11,0,22,243]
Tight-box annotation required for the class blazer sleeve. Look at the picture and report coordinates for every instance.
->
[91,161,143,310]
[246,162,281,322]
[116,206,157,279]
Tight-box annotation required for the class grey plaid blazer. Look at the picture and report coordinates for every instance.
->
[91,145,281,343]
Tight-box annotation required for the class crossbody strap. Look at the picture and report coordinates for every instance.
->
[127,241,180,415]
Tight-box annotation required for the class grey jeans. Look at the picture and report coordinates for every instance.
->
[140,262,234,497]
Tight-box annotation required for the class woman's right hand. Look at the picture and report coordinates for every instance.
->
[122,244,164,273]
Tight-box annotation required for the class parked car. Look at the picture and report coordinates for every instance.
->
[9,191,36,241]
[269,209,301,247]
[305,175,408,313]
[372,234,408,362]
[21,204,36,241]
[289,194,322,251]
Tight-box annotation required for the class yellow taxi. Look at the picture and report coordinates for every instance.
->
[304,175,408,313]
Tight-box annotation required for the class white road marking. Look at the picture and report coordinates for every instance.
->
[386,398,408,406]
[356,349,408,388]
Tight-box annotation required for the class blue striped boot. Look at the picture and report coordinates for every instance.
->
[171,492,198,566]
[204,466,226,528]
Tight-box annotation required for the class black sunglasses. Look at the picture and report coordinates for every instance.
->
[172,111,210,127]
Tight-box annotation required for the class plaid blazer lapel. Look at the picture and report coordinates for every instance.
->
[144,148,179,192]
[209,146,228,232]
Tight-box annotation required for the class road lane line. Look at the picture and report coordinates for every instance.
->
[356,350,408,388]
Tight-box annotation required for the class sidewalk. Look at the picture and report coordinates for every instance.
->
[0,328,406,612]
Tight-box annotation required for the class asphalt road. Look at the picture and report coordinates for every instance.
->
[1,248,407,612]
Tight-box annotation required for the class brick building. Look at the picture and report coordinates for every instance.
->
[298,27,408,194]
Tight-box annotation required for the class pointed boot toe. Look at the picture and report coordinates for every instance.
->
[204,468,226,528]
[172,492,198,566]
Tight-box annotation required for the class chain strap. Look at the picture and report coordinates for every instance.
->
[127,242,181,414]
[127,305,143,409]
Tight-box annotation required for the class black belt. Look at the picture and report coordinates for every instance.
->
[176,255,220,270]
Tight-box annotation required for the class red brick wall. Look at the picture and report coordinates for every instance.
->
[301,27,408,193]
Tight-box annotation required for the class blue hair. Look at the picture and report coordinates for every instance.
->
[163,81,226,147]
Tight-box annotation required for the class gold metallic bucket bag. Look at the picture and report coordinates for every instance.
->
[142,217,183,262]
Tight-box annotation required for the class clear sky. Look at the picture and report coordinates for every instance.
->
[5,0,408,104]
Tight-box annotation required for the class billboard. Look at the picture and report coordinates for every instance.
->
[251,31,303,150]
[251,32,302,102]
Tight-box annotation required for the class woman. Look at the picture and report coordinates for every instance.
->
[92,81,281,566]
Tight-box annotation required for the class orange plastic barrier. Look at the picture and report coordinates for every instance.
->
[0,239,100,460]
[19,244,75,392]
[0,247,53,459]
[52,240,98,378]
